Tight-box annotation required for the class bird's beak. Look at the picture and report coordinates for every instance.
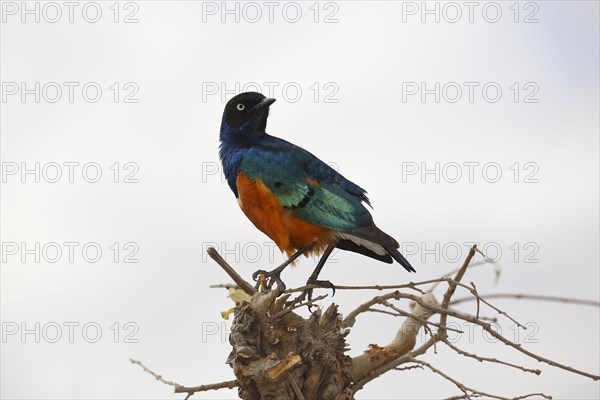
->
[250,98,276,113]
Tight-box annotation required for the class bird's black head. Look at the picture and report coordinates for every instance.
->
[220,92,276,137]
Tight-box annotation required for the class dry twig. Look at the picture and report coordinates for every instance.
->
[129,358,238,399]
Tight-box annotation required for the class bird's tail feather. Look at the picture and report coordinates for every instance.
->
[384,246,416,273]
[336,239,393,263]
[340,224,416,272]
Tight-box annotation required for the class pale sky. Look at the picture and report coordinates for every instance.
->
[1,1,599,399]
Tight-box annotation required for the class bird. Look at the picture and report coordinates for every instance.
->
[219,92,415,295]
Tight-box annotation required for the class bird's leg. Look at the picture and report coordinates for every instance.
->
[306,244,336,293]
[287,244,336,307]
[252,240,317,293]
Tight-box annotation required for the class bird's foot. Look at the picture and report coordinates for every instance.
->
[252,265,287,293]
[252,240,318,295]
[285,278,336,309]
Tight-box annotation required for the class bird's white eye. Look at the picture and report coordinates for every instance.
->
[236,103,245,111]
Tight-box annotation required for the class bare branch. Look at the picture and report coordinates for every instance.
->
[207,247,255,295]
[285,278,448,294]
[451,293,600,308]
[174,381,239,399]
[393,364,424,372]
[439,245,478,337]
[450,279,526,329]
[433,302,600,381]
[378,302,464,334]
[351,337,438,392]
[286,375,306,400]
[443,340,542,375]
[129,358,182,388]
[349,293,439,389]
[209,283,239,289]
[430,259,499,291]
[129,358,238,399]
[347,288,600,382]
[470,282,480,320]
[411,359,552,400]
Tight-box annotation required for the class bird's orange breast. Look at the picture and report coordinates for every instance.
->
[236,172,333,258]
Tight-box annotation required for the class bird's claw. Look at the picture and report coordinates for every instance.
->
[252,268,286,293]
[309,279,336,297]
[285,279,336,309]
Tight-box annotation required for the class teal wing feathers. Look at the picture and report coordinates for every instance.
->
[238,141,373,232]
